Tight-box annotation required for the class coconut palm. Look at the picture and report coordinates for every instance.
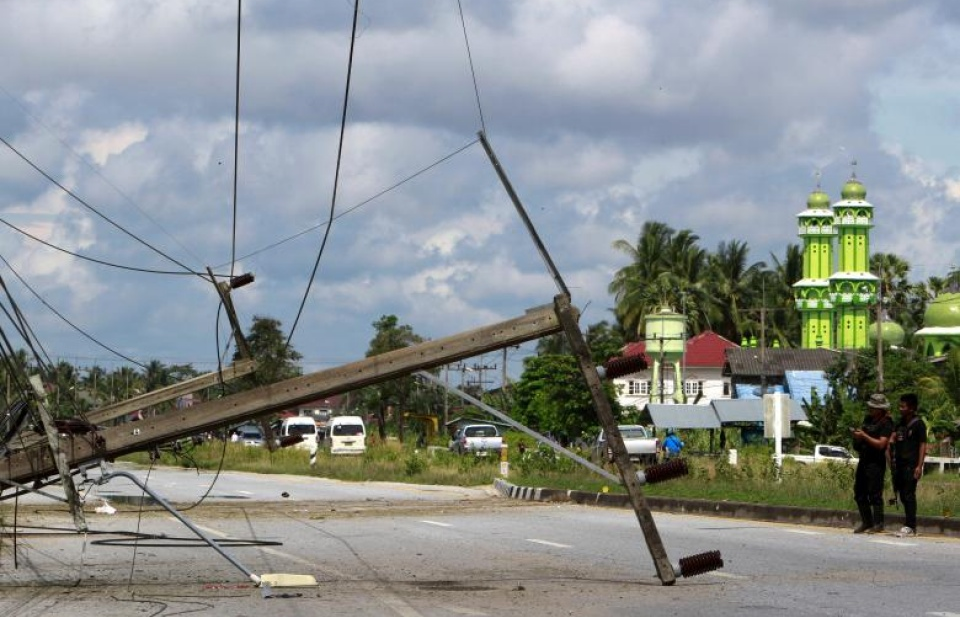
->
[610,222,710,338]
[870,252,912,323]
[764,244,804,346]
[706,240,765,342]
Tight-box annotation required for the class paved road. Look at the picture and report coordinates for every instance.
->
[2,466,959,616]
[13,462,495,506]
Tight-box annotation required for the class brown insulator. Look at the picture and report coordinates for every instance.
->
[278,435,304,449]
[678,550,724,578]
[598,355,648,380]
[641,458,689,485]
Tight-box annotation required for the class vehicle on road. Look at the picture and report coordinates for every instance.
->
[232,424,264,447]
[277,416,319,451]
[324,415,367,455]
[449,424,503,457]
[783,444,858,465]
[593,425,660,465]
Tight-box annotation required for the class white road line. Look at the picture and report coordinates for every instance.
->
[708,571,749,580]
[870,539,918,546]
[194,522,425,617]
[784,530,821,535]
[440,605,490,615]
[927,613,960,617]
[526,539,571,548]
[420,520,452,527]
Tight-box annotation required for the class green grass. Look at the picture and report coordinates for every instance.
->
[121,440,960,518]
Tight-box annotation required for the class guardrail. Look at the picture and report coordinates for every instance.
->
[924,456,960,473]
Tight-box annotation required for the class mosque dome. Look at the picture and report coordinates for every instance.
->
[867,320,905,347]
[923,293,960,328]
[806,189,831,209]
[840,176,867,201]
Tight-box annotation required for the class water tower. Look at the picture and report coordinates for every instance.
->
[644,306,687,404]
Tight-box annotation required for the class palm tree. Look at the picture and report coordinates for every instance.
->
[706,240,765,342]
[765,244,804,346]
[610,222,710,338]
[870,252,911,323]
[143,359,173,392]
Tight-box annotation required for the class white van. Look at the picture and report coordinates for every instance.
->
[278,416,319,452]
[325,415,366,455]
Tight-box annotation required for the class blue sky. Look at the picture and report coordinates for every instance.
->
[1,0,959,383]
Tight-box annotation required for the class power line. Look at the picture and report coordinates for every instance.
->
[213,137,479,269]
[0,253,146,369]
[0,85,206,267]
[457,0,486,134]
[0,217,222,276]
[0,134,205,280]
[285,0,360,350]
[230,0,243,279]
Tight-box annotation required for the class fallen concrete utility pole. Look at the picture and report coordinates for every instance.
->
[0,303,563,486]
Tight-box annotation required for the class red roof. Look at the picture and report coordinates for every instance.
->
[621,331,739,369]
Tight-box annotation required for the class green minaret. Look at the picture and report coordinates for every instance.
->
[794,187,836,348]
[828,172,878,349]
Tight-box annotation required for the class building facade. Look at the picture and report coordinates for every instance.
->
[614,331,738,411]
[793,173,878,350]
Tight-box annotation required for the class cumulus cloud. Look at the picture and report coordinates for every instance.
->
[0,0,956,381]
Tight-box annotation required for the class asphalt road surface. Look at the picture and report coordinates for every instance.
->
[2,465,959,616]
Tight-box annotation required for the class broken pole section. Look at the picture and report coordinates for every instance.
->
[554,294,677,586]
[1,304,563,486]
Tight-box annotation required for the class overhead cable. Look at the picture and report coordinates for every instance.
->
[0,254,147,369]
[0,134,204,279]
[285,0,361,350]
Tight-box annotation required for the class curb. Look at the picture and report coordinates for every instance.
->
[492,479,960,538]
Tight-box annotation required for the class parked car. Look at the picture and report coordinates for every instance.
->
[783,444,858,465]
[233,425,264,447]
[593,425,660,465]
[324,415,367,455]
[277,416,320,451]
[449,424,503,457]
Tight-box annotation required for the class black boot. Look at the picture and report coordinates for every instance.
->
[854,501,873,533]
[867,504,885,533]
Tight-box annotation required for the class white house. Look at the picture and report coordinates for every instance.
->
[614,331,739,411]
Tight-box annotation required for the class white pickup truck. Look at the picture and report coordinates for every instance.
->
[449,424,503,457]
[593,425,660,465]
[783,444,858,465]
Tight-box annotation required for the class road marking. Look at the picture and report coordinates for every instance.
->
[927,613,960,617]
[708,571,748,580]
[440,606,489,615]
[784,530,821,535]
[194,522,426,617]
[526,539,571,548]
[870,539,917,546]
[420,520,452,527]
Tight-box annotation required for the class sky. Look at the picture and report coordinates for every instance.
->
[1,0,960,385]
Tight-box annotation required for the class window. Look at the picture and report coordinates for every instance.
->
[722,381,731,396]
[628,380,650,396]
[684,380,703,396]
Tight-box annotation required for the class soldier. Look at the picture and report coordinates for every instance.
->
[851,393,894,534]
[890,393,927,538]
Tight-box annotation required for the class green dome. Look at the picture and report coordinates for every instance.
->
[840,177,867,201]
[868,320,905,346]
[806,189,831,209]
[923,293,960,328]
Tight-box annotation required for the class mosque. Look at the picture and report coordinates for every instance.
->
[793,170,958,356]
[793,172,881,349]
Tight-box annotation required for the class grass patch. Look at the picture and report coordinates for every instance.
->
[121,441,960,518]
